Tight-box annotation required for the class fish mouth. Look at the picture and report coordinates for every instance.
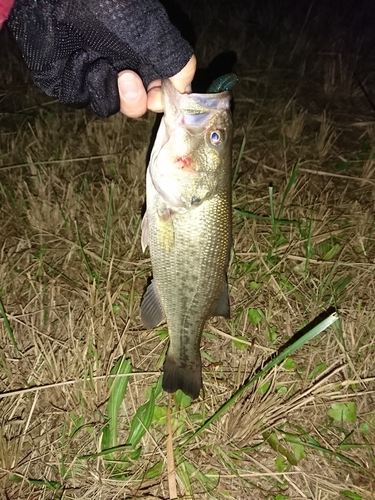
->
[162,79,231,130]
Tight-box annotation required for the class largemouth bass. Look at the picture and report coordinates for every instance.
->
[140,79,233,399]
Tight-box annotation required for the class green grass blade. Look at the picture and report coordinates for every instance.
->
[79,444,132,460]
[43,261,80,287]
[74,220,97,283]
[269,184,277,235]
[179,308,339,451]
[28,479,60,491]
[177,459,193,496]
[102,357,132,451]
[235,209,298,225]
[0,291,19,351]
[277,163,299,219]
[339,491,363,500]
[264,431,297,465]
[304,215,314,265]
[126,385,156,447]
[284,434,362,468]
[98,181,114,283]
[143,460,164,480]
[232,133,246,188]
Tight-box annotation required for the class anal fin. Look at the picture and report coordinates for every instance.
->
[212,282,230,318]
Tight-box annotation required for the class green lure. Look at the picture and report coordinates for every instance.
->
[207,73,238,93]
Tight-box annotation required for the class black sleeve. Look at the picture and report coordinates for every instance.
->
[7,0,193,117]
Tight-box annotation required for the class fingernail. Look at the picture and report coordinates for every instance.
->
[118,72,139,100]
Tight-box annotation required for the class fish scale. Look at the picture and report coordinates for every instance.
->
[141,78,234,399]
[149,194,230,398]
[157,195,230,352]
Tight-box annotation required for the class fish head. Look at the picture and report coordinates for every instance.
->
[149,79,233,211]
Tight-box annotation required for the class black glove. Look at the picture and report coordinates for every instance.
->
[7,0,193,117]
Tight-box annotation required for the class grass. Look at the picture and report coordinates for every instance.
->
[1,0,375,498]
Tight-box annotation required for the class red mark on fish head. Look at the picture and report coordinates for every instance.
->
[175,155,192,170]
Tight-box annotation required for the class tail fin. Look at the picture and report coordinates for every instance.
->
[162,354,202,400]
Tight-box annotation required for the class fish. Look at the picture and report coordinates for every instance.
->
[140,78,233,399]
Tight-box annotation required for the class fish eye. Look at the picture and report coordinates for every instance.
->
[209,130,225,146]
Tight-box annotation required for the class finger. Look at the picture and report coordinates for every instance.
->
[147,79,163,113]
[118,70,148,118]
[146,55,197,113]
[169,54,196,93]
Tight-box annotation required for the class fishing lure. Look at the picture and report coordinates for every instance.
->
[207,73,238,93]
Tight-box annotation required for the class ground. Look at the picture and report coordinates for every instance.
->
[0,1,374,499]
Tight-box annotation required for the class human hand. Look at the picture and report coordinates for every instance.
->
[7,0,194,117]
[118,54,196,117]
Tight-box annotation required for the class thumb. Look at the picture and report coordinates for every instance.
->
[169,55,197,93]
[146,55,197,112]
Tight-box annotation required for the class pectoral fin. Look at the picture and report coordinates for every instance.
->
[140,279,165,329]
[212,281,230,318]
[141,212,149,252]
[157,210,174,253]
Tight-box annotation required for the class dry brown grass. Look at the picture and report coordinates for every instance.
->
[1,1,375,498]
